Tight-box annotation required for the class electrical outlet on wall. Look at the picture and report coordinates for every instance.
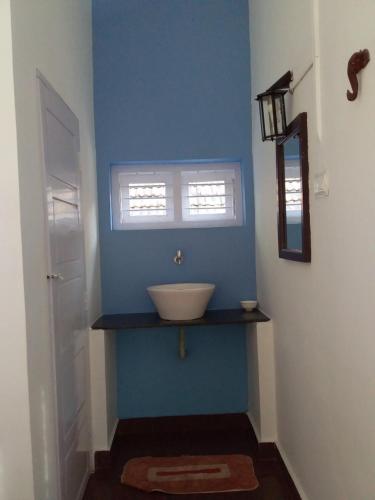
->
[314,171,329,197]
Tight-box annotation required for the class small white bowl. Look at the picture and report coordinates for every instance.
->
[240,300,257,312]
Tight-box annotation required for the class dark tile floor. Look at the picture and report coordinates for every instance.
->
[83,414,300,500]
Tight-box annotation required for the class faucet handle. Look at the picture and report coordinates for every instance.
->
[174,249,183,265]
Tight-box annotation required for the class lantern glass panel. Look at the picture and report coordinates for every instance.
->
[261,95,275,138]
[274,93,286,136]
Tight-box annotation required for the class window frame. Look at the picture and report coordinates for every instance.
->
[111,161,244,231]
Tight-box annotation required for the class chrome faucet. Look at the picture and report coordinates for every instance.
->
[174,249,183,265]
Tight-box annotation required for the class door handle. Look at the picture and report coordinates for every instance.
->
[47,273,64,281]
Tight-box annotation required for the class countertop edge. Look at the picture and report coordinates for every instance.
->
[91,308,270,331]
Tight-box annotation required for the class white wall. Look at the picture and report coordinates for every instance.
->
[250,1,375,499]
[246,321,277,443]
[89,330,118,455]
[0,2,35,498]
[9,1,101,498]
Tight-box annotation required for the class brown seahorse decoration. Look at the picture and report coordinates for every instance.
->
[346,49,370,101]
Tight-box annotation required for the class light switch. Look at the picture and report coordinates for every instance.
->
[314,171,329,197]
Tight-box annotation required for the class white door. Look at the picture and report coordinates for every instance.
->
[39,76,90,500]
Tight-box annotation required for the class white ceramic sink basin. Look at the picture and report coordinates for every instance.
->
[147,283,215,320]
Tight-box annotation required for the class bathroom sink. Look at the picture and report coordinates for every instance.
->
[147,283,215,321]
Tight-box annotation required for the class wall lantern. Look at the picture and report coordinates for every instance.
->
[256,71,293,142]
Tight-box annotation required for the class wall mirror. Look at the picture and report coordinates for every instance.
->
[276,112,311,262]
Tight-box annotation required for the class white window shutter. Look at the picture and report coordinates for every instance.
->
[111,162,243,230]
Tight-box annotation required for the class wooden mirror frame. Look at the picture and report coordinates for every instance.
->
[276,112,311,262]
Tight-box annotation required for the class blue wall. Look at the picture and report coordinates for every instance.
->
[93,0,255,418]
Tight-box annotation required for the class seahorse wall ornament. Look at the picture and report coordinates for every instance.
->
[346,49,370,101]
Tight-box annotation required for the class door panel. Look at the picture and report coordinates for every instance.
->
[45,110,78,187]
[56,278,84,353]
[42,85,80,187]
[61,346,86,436]
[39,76,89,500]
[52,197,82,264]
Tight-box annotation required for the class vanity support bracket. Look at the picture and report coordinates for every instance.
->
[179,327,187,360]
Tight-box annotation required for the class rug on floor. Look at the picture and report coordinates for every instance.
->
[121,454,259,494]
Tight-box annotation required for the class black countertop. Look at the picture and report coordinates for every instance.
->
[91,308,270,331]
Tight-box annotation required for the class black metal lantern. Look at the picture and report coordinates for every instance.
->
[256,89,288,141]
[256,71,292,142]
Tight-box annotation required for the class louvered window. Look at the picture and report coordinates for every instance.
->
[181,169,237,222]
[111,162,243,230]
[116,171,174,226]
[284,161,302,222]
[285,178,302,209]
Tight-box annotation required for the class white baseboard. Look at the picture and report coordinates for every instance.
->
[78,469,90,500]
[247,411,308,499]
[246,411,261,442]
[89,418,119,472]
[108,418,119,449]
[276,442,309,500]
